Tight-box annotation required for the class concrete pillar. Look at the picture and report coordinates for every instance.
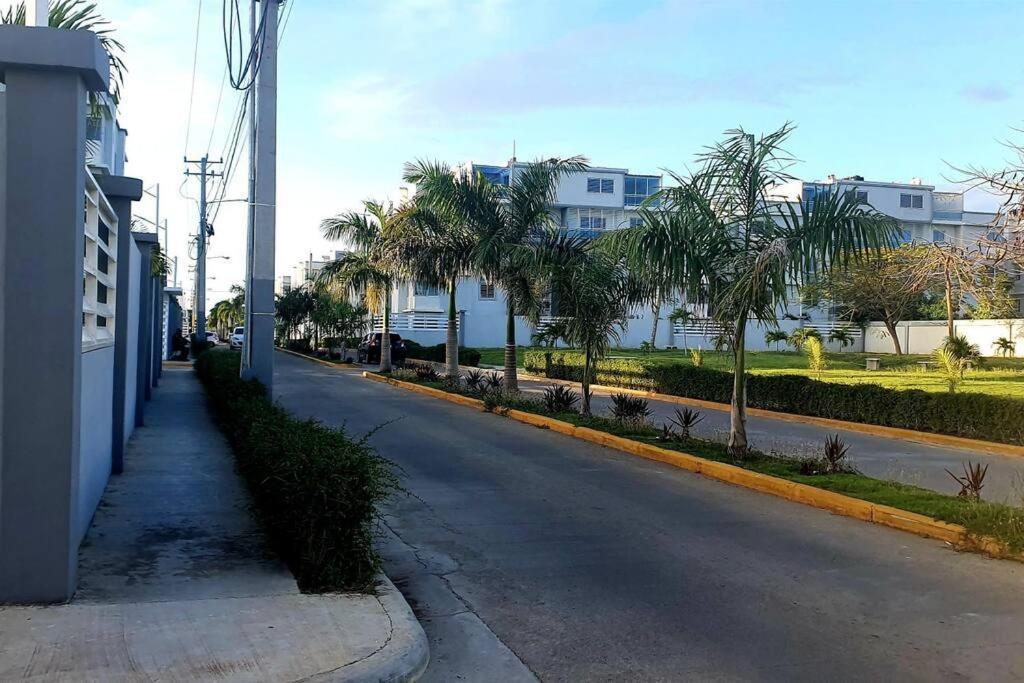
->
[0,26,109,603]
[133,232,157,411]
[96,175,143,475]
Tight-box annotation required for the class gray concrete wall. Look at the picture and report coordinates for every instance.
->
[0,85,6,546]
[77,346,114,545]
[123,241,140,450]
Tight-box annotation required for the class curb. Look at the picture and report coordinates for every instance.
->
[277,347,361,370]
[310,574,429,682]
[513,371,1024,459]
[363,371,1023,562]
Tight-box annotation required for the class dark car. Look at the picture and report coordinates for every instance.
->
[358,333,407,365]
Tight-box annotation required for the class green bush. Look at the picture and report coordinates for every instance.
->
[195,351,396,592]
[404,340,481,367]
[523,350,1024,446]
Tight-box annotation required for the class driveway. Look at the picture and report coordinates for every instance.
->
[275,352,1024,682]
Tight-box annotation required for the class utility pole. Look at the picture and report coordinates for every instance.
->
[184,155,222,343]
[241,0,281,391]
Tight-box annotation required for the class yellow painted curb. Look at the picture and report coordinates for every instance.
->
[276,347,360,369]
[363,371,1022,562]
[515,372,1024,459]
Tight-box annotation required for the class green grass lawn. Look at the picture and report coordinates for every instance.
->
[478,347,1024,399]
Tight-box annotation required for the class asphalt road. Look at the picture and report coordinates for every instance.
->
[506,375,1024,503]
[275,352,1024,682]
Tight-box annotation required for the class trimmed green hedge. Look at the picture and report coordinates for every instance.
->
[195,351,396,592]
[404,340,481,367]
[524,350,1024,446]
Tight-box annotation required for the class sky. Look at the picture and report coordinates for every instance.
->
[7,0,1023,309]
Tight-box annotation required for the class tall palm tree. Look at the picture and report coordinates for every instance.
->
[608,124,897,456]
[386,190,477,379]
[319,201,401,372]
[539,231,638,416]
[3,0,127,103]
[404,156,588,391]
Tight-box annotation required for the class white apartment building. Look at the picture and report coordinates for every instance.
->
[369,163,1014,352]
[277,250,348,295]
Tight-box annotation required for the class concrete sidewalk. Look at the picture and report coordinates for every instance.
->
[0,365,427,682]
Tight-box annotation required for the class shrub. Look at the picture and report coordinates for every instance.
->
[483,372,504,392]
[404,341,482,367]
[610,393,652,425]
[464,369,486,391]
[542,385,580,414]
[690,348,704,367]
[414,364,441,381]
[522,350,1024,446]
[803,337,827,380]
[194,351,396,592]
[286,338,312,353]
[668,407,703,439]
[946,461,989,500]
[389,368,418,382]
[822,434,851,474]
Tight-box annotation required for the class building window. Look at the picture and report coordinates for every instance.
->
[844,189,868,204]
[932,229,946,243]
[899,229,913,244]
[86,116,103,142]
[414,281,440,296]
[629,217,644,228]
[900,193,923,209]
[625,176,661,206]
[479,278,495,300]
[580,214,607,230]
[587,177,613,194]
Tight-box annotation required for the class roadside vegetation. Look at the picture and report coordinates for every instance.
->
[378,365,1024,553]
[196,351,396,592]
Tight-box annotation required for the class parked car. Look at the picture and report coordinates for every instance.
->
[229,327,244,350]
[205,331,220,344]
[357,333,406,365]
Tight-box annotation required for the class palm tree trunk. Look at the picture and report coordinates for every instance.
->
[649,302,659,350]
[379,294,393,372]
[727,317,748,458]
[581,345,593,416]
[446,280,459,379]
[945,269,955,340]
[504,304,518,392]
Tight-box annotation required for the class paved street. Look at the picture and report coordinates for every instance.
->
[509,375,1024,502]
[275,352,1024,682]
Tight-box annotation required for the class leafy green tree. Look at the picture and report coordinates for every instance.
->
[966,271,1018,319]
[320,201,403,372]
[801,245,929,355]
[404,157,587,390]
[275,287,314,344]
[607,124,897,455]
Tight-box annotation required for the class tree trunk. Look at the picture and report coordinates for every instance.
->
[884,319,903,355]
[379,294,393,372]
[649,302,659,350]
[581,345,593,416]
[727,317,748,458]
[503,304,518,392]
[446,280,459,379]
[945,269,955,340]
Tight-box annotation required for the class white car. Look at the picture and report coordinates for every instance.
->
[205,331,220,345]
[229,327,245,350]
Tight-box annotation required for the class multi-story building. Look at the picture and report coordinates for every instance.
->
[373,164,1013,352]
[277,251,348,295]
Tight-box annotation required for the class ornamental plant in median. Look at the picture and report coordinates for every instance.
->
[803,336,827,380]
[606,124,897,455]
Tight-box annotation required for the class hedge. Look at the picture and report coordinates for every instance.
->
[524,350,1024,446]
[404,340,481,367]
[195,351,396,592]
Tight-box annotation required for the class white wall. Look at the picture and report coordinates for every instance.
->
[864,319,1024,356]
[554,169,625,208]
[77,345,114,544]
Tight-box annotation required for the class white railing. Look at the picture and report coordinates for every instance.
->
[82,166,118,351]
[372,313,455,332]
[804,322,862,338]
[672,318,730,336]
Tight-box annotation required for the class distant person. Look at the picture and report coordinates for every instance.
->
[171,329,189,360]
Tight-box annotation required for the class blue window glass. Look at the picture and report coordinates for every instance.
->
[933,230,945,243]
[625,177,636,195]
[601,178,613,193]
[587,178,601,193]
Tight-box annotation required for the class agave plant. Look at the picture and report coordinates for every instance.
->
[2,0,127,103]
[946,461,988,500]
[483,372,504,392]
[464,369,486,392]
[822,434,850,474]
[668,407,704,439]
[610,393,652,426]
[413,364,440,382]
[542,385,580,414]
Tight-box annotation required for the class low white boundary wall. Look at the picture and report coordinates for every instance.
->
[864,319,1024,356]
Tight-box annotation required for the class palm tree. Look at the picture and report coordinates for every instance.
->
[668,307,695,349]
[209,285,245,339]
[404,156,588,391]
[607,124,897,456]
[319,201,402,372]
[386,182,478,379]
[764,329,788,351]
[3,0,127,103]
[994,336,1016,358]
[539,231,637,416]
[828,327,855,350]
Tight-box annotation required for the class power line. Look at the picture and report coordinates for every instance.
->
[205,65,229,156]
[279,0,295,45]
[222,0,271,91]
[183,0,205,156]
